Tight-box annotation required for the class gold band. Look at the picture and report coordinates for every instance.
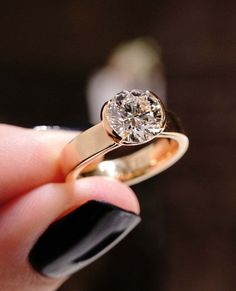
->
[60,111,189,186]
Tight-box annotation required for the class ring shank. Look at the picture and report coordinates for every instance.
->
[61,113,189,185]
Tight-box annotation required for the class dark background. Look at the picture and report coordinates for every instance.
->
[0,1,235,290]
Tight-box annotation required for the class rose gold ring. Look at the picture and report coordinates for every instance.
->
[60,89,189,185]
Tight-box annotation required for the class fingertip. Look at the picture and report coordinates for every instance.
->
[70,176,140,215]
[0,176,141,284]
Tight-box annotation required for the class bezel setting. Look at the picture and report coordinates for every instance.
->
[102,89,166,145]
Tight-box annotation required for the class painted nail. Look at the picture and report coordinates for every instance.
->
[29,200,141,278]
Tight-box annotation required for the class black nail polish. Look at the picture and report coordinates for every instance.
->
[29,200,141,278]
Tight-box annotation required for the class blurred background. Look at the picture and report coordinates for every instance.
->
[0,0,235,290]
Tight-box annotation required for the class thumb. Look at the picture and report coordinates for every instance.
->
[0,177,140,291]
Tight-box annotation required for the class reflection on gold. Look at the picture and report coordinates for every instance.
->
[80,137,182,184]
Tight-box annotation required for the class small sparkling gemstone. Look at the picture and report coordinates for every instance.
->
[105,89,165,144]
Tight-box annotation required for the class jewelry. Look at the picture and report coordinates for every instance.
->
[60,89,189,185]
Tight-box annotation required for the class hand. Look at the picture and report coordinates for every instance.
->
[0,124,140,291]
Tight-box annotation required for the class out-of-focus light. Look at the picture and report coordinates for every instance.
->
[87,37,166,124]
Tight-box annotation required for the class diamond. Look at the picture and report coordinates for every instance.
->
[104,89,166,144]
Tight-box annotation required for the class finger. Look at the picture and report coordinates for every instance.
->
[0,124,78,204]
[0,177,140,290]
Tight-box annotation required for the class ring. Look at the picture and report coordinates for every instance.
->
[60,89,189,185]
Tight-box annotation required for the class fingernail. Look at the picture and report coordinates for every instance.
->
[29,200,141,278]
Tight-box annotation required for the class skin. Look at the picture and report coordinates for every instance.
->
[0,124,140,291]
